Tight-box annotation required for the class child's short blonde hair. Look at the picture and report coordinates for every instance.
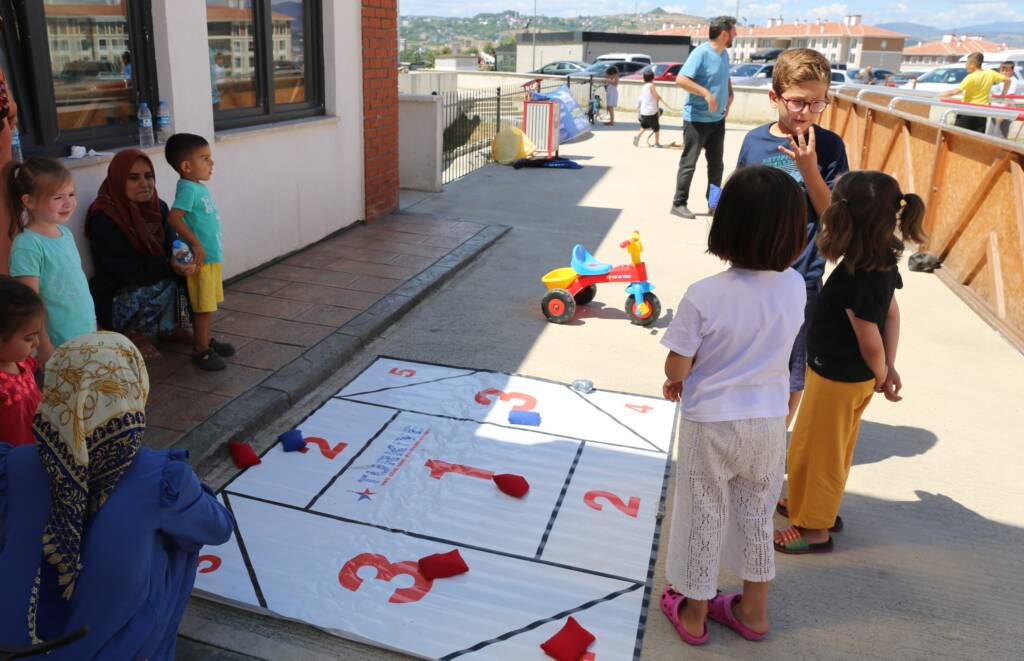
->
[772,48,832,95]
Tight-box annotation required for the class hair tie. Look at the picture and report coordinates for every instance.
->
[839,198,848,205]
[12,165,19,179]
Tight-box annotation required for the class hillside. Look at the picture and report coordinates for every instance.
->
[879,21,1024,47]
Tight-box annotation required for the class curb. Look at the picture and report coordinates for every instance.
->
[172,222,511,465]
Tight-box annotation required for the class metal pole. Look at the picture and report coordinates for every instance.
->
[735,1,740,21]
[532,0,537,71]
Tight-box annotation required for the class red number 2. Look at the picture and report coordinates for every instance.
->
[389,367,416,378]
[584,490,641,518]
[424,458,495,481]
[474,388,537,411]
[298,436,348,459]
[198,554,222,574]
[338,553,433,604]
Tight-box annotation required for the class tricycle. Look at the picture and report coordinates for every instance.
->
[540,231,660,326]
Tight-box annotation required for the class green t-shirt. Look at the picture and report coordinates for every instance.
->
[9,225,97,348]
[172,179,223,263]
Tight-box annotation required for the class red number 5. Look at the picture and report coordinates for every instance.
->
[198,554,222,574]
[474,388,537,411]
[390,367,416,378]
[584,490,641,518]
[338,553,433,604]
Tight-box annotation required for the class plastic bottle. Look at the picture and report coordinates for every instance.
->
[10,125,22,162]
[137,101,154,148]
[172,240,193,264]
[156,100,171,144]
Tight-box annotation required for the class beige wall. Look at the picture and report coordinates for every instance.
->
[515,44,584,72]
[398,95,443,193]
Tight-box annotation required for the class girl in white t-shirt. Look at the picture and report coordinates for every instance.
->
[634,69,664,148]
[659,165,808,646]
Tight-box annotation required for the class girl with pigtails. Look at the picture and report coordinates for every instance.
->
[775,170,926,555]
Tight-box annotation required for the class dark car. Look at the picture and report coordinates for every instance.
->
[569,61,646,78]
[530,61,589,76]
[751,48,784,62]
[622,62,683,82]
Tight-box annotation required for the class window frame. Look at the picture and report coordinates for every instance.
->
[211,0,325,132]
[0,0,159,158]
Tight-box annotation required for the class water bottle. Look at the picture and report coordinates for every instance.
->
[137,101,154,148]
[172,240,193,264]
[156,100,171,144]
[10,125,22,162]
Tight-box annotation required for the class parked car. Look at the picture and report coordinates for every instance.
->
[751,48,784,62]
[530,61,589,76]
[848,67,895,84]
[730,62,774,86]
[595,53,652,65]
[570,61,647,78]
[622,62,683,82]
[830,68,859,85]
[904,65,970,92]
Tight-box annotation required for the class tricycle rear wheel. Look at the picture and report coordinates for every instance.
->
[542,289,576,323]
[625,293,661,327]
[574,285,598,305]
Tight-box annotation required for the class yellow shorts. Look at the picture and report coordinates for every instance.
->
[187,262,224,313]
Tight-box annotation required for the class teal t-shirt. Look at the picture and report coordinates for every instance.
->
[8,225,97,348]
[680,42,730,123]
[172,179,223,263]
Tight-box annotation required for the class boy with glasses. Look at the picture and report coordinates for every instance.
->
[736,48,849,428]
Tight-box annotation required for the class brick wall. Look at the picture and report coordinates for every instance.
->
[362,0,400,221]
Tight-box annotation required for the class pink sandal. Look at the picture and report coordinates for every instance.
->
[660,586,709,645]
[707,592,768,641]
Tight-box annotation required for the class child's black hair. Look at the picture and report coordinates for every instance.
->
[818,170,926,272]
[707,166,808,271]
[643,69,655,82]
[165,133,210,174]
[606,65,619,76]
[3,158,74,240]
[0,276,45,341]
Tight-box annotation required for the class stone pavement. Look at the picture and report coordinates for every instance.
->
[140,214,507,458]
[180,113,1024,661]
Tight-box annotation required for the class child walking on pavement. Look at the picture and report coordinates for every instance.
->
[660,166,808,645]
[604,66,619,126]
[634,69,664,147]
[775,171,925,554]
[165,133,235,371]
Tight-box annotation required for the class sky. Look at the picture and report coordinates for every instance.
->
[398,1,1024,27]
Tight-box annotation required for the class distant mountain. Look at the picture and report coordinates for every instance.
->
[877,22,943,42]
[879,20,1024,47]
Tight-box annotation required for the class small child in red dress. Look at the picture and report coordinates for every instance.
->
[0,276,45,446]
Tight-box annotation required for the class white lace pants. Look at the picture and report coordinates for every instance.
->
[665,417,786,600]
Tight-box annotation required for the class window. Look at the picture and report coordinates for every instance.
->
[206,0,324,130]
[880,40,888,49]
[0,1,158,156]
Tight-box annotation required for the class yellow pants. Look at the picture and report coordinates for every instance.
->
[186,262,224,313]
[787,367,875,529]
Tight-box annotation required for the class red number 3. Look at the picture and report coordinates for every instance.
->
[338,553,433,604]
[584,490,640,518]
[474,388,537,411]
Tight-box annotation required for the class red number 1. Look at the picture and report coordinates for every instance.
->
[338,553,433,604]
[425,458,494,481]
[584,490,641,518]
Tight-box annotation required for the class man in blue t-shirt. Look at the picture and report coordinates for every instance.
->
[670,16,736,220]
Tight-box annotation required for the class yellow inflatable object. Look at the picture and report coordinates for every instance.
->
[492,126,536,165]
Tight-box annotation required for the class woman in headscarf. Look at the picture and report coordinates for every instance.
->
[0,332,233,659]
[86,150,196,359]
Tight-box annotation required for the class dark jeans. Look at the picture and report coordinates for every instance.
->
[673,119,726,207]
[954,115,986,133]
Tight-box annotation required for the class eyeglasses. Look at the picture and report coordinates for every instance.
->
[779,95,831,113]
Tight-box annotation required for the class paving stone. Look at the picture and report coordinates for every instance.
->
[260,263,361,288]
[363,228,458,249]
[388,253,437,270]
[294,304,362,327]
[337,294,417,341]
[315,259,423,280]
[392,265,451,299]
[174,386,291,465]
[345,275,404,295]
[342,237,451,260]
[226,276,291,295]
[226,340,304,371]
[306,242,404,265]
[162,361,271,398]
[220,290,314,319]
[147,385,232,432]
[262,333,363,400]
[143,426,183,450]
[272,282,383,309]
[213,311,333,347]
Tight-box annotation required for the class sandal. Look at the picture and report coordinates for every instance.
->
[708,592,768,641]
[660,586,709,646]
[128,335,161,361]
[775,502,844,533]
[209,338,236,357]
[774,526,833,555]
[191,348,226,371]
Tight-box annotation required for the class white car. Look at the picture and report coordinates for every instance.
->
[903,65,969,93]
[595,53,652,65]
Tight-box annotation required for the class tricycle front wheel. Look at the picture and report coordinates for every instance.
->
[625,293,661,327]
[542,289,576,323]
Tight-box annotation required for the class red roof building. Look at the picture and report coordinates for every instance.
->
[902,35,1010,68]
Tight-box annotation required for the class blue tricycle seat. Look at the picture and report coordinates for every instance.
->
[571,245,612,275]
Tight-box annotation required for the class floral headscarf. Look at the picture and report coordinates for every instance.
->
[31,332,149,608]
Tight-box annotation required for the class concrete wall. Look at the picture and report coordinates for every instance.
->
[398,95,443,193]
[398,71,458,95]
[515,44,585,72]
[59,0,365,280]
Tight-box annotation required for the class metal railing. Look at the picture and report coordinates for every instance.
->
[822,92,1024,352]
[439,76,594,185]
